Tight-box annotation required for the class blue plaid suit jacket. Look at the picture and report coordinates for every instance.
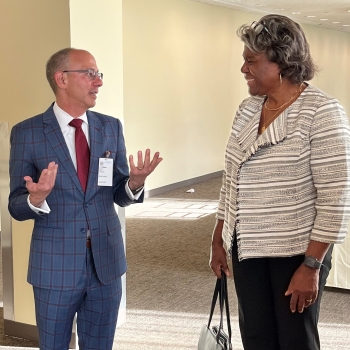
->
[8,104,142,290]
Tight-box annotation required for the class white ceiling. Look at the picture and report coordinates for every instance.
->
[194,0,350,33]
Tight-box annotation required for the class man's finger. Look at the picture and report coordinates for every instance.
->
[24,176,33,186]
[137,150,143,166]
[129,155,136,169]
[143,149,151,165]
[149,153,162,170]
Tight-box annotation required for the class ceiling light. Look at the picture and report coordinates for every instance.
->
[320,19,328,21]
[292,12,301,15]
[342,24,350,27]
[306,16,316,18]
[332,21,340,24]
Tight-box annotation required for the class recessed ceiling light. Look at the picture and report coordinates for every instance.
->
[342,24,350,27]
[320,19,328,21]
[255,4,267,6]
[275,8,284,11]
[332,21,340,24]
[292,12,301,15]
[306,16,316,18]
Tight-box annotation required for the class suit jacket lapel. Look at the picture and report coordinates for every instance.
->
[86,111,104,198]
[43,105,84,196]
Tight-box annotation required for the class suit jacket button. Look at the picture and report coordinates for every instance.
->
[80,228,86,233]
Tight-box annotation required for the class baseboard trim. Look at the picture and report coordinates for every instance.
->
[145,170,223,198]
[4,319,76,349]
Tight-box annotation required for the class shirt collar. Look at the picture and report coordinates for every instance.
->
[53,102,88,128]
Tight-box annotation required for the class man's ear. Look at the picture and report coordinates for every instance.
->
[54,71,67,90]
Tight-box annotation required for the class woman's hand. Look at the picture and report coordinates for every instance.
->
[285,264,319,313]
[210,243,230,278]
[285,240,330,313]
[209,219,230,278]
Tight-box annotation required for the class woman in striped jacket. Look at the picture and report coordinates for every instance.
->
[210,14,350,350]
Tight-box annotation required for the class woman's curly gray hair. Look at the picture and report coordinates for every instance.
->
[237,14,317,84]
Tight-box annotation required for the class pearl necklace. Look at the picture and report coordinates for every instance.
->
[264,83,304,111]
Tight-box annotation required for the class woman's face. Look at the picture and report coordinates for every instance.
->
[241,45,280,96]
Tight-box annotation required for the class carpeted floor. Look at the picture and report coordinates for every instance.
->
[1,177,350,349]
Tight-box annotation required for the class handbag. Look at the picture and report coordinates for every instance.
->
[198,272,232,350]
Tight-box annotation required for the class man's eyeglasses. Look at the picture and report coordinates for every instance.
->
[63,69,103,80]
[251,21,271,36]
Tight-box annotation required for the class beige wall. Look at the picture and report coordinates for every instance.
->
[303,25,350,112]
[70,0,124,121]
[123,0,251,189]
[1,0,71,128]
[0,0,71,325]
[123,0,350,190]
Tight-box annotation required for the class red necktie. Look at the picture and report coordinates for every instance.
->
[69,119,90,192]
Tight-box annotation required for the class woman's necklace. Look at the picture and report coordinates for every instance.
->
[260,108,281,133]
[260,83,305,133]
[264,83,304,111]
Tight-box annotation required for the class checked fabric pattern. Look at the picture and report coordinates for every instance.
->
[69,119,90,192]
[8,105,142,290]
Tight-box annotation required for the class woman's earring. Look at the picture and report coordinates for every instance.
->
[279,73,282,84]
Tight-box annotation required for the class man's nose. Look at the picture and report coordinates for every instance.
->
[93,76,103,87]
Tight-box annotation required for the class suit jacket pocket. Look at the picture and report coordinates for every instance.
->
[32,226,63,242]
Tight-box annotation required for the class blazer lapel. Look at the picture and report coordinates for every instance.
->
[233,97,288,163]
[43,105,84,196]
[235,108,261,152]
[85,111,104,197]
[243,110,288,163]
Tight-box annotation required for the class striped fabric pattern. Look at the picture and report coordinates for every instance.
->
[217,85,350,261]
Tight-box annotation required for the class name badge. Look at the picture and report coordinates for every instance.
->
[98,158,113,186]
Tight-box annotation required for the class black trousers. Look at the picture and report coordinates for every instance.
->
[231,239,332,350]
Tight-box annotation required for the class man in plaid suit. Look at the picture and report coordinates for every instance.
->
[8,48,162,349]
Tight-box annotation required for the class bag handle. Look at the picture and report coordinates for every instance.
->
[220,273,232,349]
[207,276,220,327]
[207,272,232,349]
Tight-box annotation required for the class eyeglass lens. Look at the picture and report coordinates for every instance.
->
[88,70,103,80]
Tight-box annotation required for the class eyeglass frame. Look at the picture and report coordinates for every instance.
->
[62,69,103,80]
[251,21,271,36]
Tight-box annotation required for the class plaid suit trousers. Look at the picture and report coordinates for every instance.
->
[33,247,122,350]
